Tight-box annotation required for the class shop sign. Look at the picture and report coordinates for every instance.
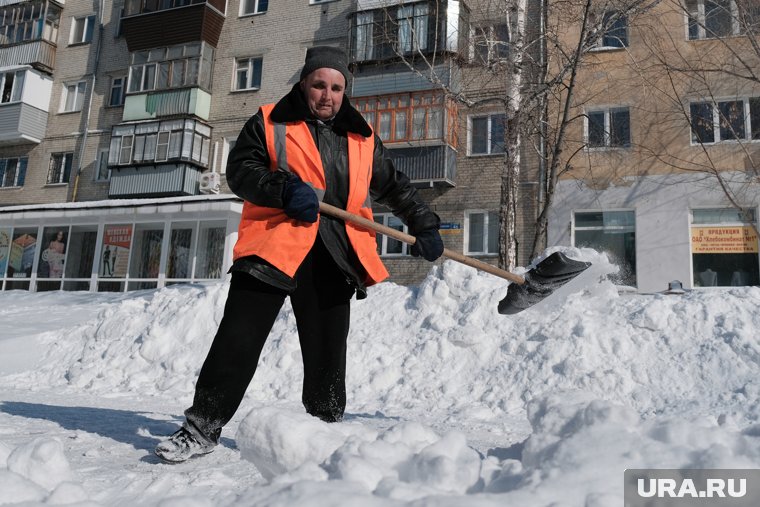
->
[691,226,759,254]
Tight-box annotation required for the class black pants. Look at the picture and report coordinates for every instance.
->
[185,238,355,443]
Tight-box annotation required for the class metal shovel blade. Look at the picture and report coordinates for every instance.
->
[497,252,593,315]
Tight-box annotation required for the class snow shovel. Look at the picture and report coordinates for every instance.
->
[318,202,594,314]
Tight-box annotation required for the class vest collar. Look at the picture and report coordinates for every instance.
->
[270,84,373,138]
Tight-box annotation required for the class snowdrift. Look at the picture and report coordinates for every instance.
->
[2,247,760,506]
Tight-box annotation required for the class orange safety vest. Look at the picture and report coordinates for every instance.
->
[233,103,389,286]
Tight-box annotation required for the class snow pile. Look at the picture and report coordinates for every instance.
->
[0,437,93,506]
[2,246,760,506]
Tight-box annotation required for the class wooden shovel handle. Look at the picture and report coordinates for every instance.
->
[318,201,525,285]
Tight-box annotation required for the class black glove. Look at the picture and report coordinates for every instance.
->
[411,229,444,262]
[282,174,318,223]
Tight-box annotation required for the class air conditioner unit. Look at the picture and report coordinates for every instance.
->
[199,172,220,194]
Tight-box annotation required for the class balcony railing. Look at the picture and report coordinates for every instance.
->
[123,88,211,121]
[108,163,202,198]
[0,102,47,144]
[121,1,225,51]
[387,144,456,187]
[0,39,55,72]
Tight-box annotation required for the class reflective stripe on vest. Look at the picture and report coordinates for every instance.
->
[232,104,389,285]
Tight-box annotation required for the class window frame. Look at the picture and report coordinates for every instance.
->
[470,23,509,65]
[0,70,25,104]
[373,212,410,256]
[239,0,268,17]
[689,96,760,144]
[232,56,263,92]
[573,209,637,286]
[468,112,507,156]
[684,0,760,39]
[590,10,629,50]
[61,80,87,113]
[0,157,28,188]
[108,76,126,107]
[584,106,632,149]
[464,210,499,255]
[47,152,74,185]
[70,14,96,45]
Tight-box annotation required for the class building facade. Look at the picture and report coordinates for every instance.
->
[0,0,532,292]
[547,0,760,292]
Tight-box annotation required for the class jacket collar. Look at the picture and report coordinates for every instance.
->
[270,83,373,138]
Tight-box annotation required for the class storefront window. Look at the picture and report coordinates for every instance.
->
[129,223,163,279]
[37,227,68,279]
[100,224,133,278]
[167,222,195,279]
[65,226,98,282]
[0,227,10,278]
[574,210,636,286]
[7,228,38,279]
[691,208,759,286]
[195,221,225,279]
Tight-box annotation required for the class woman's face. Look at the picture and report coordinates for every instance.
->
[300,68,345,121]
[56,232,64,241]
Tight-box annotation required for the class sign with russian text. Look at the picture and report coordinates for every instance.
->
[691,226,759,254]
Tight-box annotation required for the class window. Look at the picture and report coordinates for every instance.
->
[220,137,237,174]
[95,149,110,181]
[397,3,428,53]
[354,11,375,61]
[0,70,25,104]
[240,0,268,16]
[593,11,628,48]
[109,77,125,107]
[373,213,409,255]
[472,24,509,65]
[62,81,87,112]
[586,107,631,148]
[70,15,96,44]
[469,113,506,155]
[0,157,27,188]
[233,57,263,91]
[574,210,636,286]
[691,208,759,287]
[108,119,212,168]
[354,91,452,144]
[465,210,499,255]
[48,153,74,184]
[685,0,758,39]
[689,97,760,144]
[127,42,213,93]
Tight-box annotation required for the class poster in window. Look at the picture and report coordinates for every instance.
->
[691,226,759,254]
[38,228,68,279]
[8,230,38,278]
[101,224,132,278]
[0,227,10,276]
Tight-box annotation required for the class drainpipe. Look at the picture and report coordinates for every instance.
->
[71,0,104,202]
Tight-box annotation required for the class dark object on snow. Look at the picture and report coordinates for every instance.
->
[663,280,686,295]
[319,202,593,314]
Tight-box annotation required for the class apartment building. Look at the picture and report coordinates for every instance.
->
[547,0,760,292]
[0,0,533,292]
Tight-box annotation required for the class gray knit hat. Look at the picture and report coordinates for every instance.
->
[299,46,351,86]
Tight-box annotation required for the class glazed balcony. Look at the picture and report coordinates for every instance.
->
[0,0,61,72]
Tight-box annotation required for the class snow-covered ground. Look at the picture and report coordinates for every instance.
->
[2,248,760,506]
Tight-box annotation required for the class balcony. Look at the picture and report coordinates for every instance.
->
[121,0,225,51]
[123,88,211,121]
[0,39,56,73]
[0,0,61,73]
[349,0,469,64]
[108,163,203,198]
[387,144,456,187]
[0,67,52,145]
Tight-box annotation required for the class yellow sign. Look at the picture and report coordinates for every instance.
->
[691,226,759,254]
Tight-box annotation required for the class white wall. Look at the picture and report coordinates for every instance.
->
[548,172,760,292]
[21,69,53,112]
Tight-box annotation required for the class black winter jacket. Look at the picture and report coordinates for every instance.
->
[226,84,440,298]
